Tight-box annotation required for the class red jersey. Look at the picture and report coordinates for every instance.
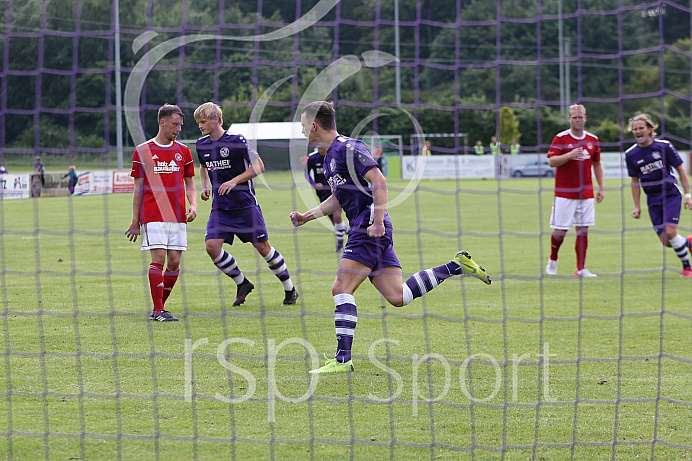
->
[131,139,195,223]
[547,129,600,199]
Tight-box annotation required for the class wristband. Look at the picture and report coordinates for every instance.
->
[311,207,325,219]
[685,194,691,200]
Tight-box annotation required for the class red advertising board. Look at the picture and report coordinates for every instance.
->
[112,169,134,193]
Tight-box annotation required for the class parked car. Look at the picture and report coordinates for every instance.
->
[510,161,555,177]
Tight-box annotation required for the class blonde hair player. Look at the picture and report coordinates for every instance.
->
[625,112,692,277]
[194,102,298,307]
[545,104,604,277]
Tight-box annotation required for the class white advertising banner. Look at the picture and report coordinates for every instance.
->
[0,173,31,200]
[401,155,495,179]
[599,152,629,179]
[409,152,654,180]
[498,152,629,180]
[74,170,113,195]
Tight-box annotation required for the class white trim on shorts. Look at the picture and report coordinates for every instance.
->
[140,222,188,251]
[550,197,595,230]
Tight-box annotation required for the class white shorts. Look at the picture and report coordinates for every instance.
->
[140,222,188,251]
[550,197,595,230]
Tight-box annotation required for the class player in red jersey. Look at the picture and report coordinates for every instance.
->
[546,104,604,277]
[125,104,198,321]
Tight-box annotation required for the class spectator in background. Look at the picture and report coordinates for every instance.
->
[373,144,384,167]
[34,156,45,187]
[489,136,500,155]
[62,165,78,194]
[0,164,8,174]
[510,139,521,155]
[474,140,484,155]
[421,140,432,156]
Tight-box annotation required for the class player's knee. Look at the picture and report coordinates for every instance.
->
[331,279,353,297]
[254,240,271,257]
[167,256,181,270]
[205,241,221,259]
[388,295,404,307]
[552,230,567,240]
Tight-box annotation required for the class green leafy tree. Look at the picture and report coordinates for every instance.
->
[499,107,521,147]
[591,118,620,144]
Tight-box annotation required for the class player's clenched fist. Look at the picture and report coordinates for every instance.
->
[290,211,306,227]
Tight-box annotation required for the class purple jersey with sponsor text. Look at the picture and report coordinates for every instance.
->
[625,139,683,205]
[196,132,260,211]
[323,136,391,229]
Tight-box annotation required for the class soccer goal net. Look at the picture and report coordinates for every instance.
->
[1,1,691,459]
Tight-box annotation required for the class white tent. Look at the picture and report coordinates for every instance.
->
[226,122,307,170]
[228,122,304,140]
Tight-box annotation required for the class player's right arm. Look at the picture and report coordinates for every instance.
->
[547,147,582,167]
[547,136,582,167]
[218,156,265,195]
[125,177,144,241]
[290,193,340,227]
[675,164,692,211]
[200,165,211,201]
[630,177,642,219]
[364,166,388,238]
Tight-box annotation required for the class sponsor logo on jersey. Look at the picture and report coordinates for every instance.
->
[577,151,591,161]
[327,174,348,189]
[640,160,664,175]
[151,154,159,160]
[205,159,232,171]
[154,160,181,173]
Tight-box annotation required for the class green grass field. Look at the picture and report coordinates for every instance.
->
[1,172,691,460]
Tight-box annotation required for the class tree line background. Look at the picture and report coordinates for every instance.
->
[2,0,692,165]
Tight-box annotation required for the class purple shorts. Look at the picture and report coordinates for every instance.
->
[342,225,401,277]
[648,194,681,235]
[205,206,269,245]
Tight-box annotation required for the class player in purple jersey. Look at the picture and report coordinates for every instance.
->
[305,146,349,252]
[625,113,692,277]
[290,101,491,374]
[194,102,298,306]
